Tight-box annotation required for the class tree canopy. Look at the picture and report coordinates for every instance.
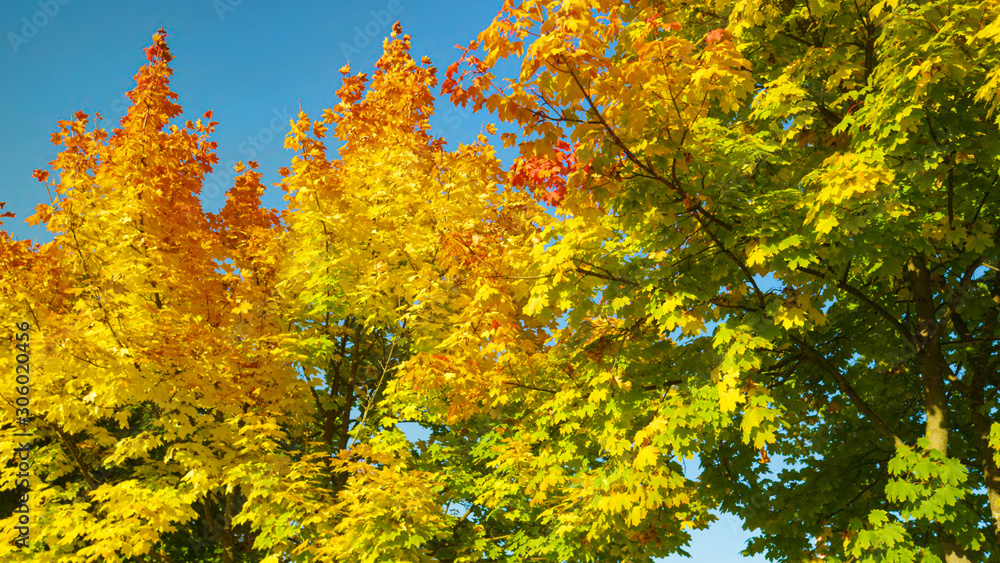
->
[2,0,1000,561]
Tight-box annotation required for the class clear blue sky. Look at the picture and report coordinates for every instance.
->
[1,2,768,561]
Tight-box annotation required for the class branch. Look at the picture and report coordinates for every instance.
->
[695,215,766,309]
[796,266,915,345]
[573,265,638,288]
[508,380,557,394]
[52,423,103,490]
[790,335,904,448]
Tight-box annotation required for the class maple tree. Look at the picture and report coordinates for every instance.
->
[0,27,553,563]
[0,30,303,561]
[4,0,1000,560]
[439,0,1000,561]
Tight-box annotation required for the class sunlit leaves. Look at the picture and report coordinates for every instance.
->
[5,0,1000,559]
[453,0,1000,560]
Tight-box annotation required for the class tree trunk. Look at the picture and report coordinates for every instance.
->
[910,255,949,454]
[909,255,970,563]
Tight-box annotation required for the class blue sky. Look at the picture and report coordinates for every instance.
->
[1,2,768,561]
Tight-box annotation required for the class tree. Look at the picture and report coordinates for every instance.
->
[0,26,551,563]
[0,30,299,562]
[5,0,1000,559]
[252,23,551,561]
[442,0,1000,560]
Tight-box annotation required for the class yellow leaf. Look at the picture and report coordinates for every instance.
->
[633,446,659,469]
[814,214,839,234]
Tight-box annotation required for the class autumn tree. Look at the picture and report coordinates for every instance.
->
[0,26,552,563]
[271,23,568,561]
[6,1,1000,561]
[440,0,1000,561]
[0,29,315,561]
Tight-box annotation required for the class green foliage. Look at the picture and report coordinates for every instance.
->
[842,440,985,562]
[4,0,1000,560]
[451,0,1000,560]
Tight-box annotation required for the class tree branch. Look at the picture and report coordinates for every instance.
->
[789,335,903,448]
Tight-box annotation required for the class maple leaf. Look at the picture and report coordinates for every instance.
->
[705,28,728,45]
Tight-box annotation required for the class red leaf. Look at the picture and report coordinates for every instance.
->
[706,28,728,45]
